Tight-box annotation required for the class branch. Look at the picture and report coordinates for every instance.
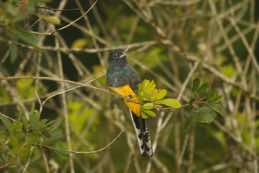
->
[36,130,124,155]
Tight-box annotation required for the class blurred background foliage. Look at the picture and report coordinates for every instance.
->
[0,0,259,173]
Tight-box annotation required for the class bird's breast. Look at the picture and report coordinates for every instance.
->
[110,85,141,116]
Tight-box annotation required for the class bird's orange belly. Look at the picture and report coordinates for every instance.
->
[110,85,141,116]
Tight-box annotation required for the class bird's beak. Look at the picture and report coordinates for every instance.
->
[119,53,126,58]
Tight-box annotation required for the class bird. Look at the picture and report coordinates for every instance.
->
[106,49,153,157]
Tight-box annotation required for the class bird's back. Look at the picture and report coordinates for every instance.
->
[107,64,141,91]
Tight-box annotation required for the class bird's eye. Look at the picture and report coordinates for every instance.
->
[127,95,133,100]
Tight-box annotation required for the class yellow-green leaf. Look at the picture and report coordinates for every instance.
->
[154,89,167,100]
[16,78,34,99]
[142,103,154,110]
[40,15,61,25]
[143,110,156,118]
[72,38,87,49]
[14,27,38,46]
[193,107,217,123]
[156,98,181,109]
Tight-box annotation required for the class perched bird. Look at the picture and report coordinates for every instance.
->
[106,49,153,157]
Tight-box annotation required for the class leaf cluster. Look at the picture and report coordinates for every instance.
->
[186,79,224,123]
[0,0,49,47]
[0,111,58,165]
[137,80,181,119]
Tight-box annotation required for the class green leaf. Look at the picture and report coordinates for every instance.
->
[141,114,148,119]
[208,91,221,103]
[13,27,38,46]
[45,120,59,132]
[0,115,12,132]
[193,107,217,123]
[30,111,41,130]
[147,80,156,93]
[132,48,167,68]
[68,101,97,135]
[198,83,209,96]
[16,78,34,99]
[154,89,167,100]
[72,38,88,49]
[156,98,181,109]
[192,79,200,92]
[40,15,61,25]
[221,64,235,78]
[143,110,156,118]
[138,80,157,100]
[10,44,17,62]
[209,103,225,117]
[142,103,154,110]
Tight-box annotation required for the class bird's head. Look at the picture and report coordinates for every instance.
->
[108,49,127,66]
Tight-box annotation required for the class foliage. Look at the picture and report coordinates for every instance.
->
[0,0,258,172]
[0,0,48,47]
[39,15,61,25]
[185,79,224,123]
[68,101,98,137]
[137,79,223,124]
[0,111,58,167]
[138,80,181,119]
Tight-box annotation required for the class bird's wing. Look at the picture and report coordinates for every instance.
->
[125,65,141,91]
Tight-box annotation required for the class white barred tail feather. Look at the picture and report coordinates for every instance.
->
[129,111,153,157]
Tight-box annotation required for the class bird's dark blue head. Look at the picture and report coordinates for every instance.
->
[108,49,127,67]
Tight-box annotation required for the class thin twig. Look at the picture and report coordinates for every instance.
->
[36,130,124,154]
[50,0,98,35]
[56,37,75,173]
[0,112,16,122]
[0,75,110,94]
[177,62,200,100]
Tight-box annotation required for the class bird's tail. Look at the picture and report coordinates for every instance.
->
[129,111,153,157]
